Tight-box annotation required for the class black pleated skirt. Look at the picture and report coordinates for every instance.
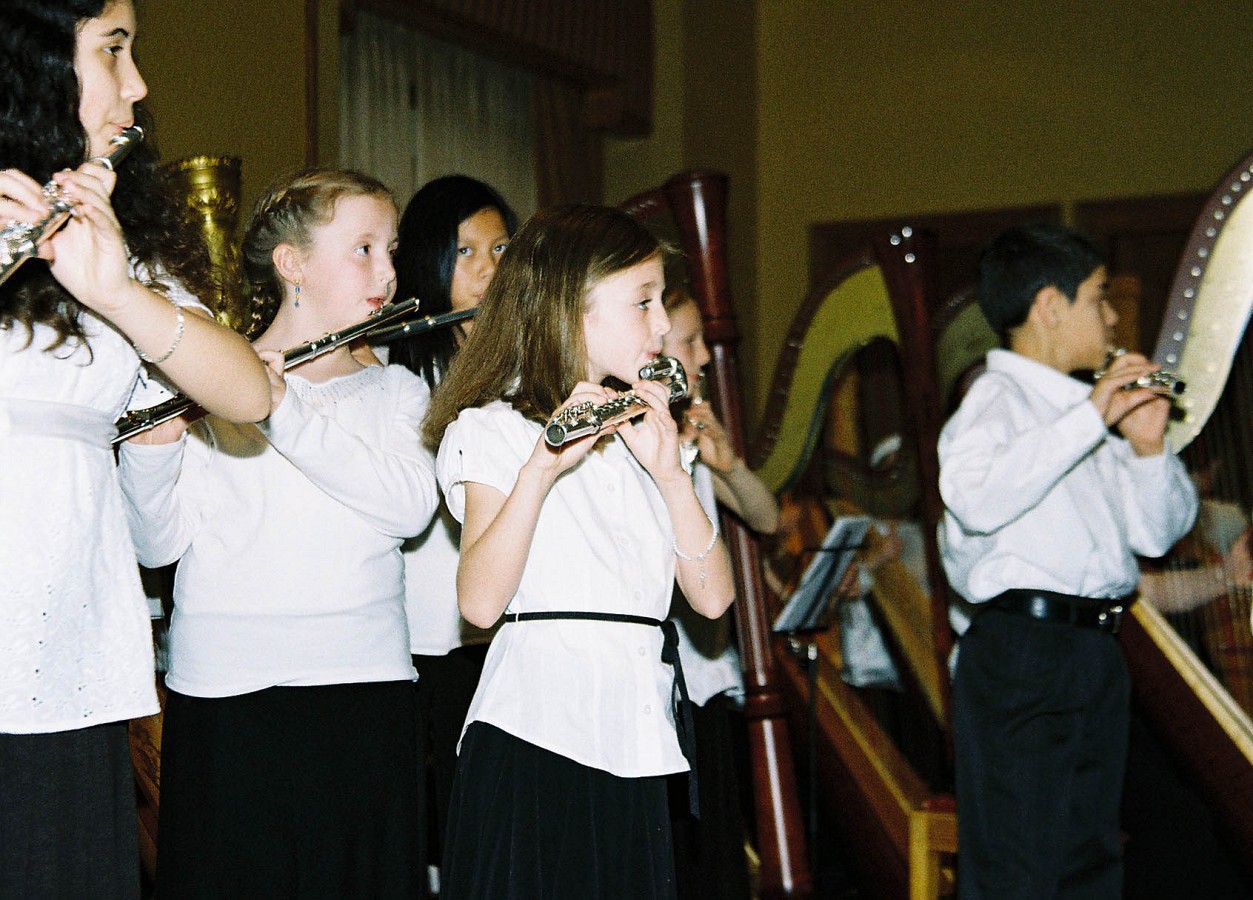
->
[155,681,423,900]
[441,721,677,900]
[0,721,140,900]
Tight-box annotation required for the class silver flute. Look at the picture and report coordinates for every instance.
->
[544,356,689,447]
[113,297,471,444]
[0,126,145,288]
[1096,346,1186,396]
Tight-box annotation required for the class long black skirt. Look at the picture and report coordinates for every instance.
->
[156,681,423,900]
[442,722,677,900]
[412,645,487,872]
[0,721,140,900]
[669,695,751,900]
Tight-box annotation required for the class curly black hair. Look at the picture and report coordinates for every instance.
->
[0,0,215,352]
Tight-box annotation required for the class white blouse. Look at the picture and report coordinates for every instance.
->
[670,458,744,706]
[0,272,200,733]
[437,400,689,778]
[118,364,438,697]
[402,502,497,655]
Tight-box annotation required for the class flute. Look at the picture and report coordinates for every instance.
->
[0,126,144,288]
[544,356,689,447]
[368,305,475,343]
[1095,346,1186,396]
[113,297,469,444]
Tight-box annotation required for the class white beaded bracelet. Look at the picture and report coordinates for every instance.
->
[135,306,185,366]
[674,515,719,561]
[675,515,720,591]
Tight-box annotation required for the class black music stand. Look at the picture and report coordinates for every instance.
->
[772,516,871,635]
[772,515,870,879]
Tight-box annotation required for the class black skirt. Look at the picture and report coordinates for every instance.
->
[0,721,140,900]
[442,721,677,900]
[412,645,488,869]
[669,695,751,900]
[156,680,423,900]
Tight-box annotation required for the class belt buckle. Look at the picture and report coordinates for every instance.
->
[1097,604,1124,634]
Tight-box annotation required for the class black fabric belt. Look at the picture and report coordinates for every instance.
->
[502,610,699,817]
[987,589,1131,634]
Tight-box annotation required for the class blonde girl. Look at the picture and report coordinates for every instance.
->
[119,168,438,899]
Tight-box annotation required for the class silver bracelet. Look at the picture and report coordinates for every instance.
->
[674,514,719,561]
[135,305,185,365]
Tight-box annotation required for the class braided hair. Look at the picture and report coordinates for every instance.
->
[240,167,394,339]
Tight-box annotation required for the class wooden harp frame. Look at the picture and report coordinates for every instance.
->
[1120,149,1253,870]
[620,171,811,898]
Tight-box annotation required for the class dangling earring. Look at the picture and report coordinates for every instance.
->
[294,281,301,308]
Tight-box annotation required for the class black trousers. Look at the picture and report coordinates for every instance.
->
[953,607,1129,900]
[412,646,487,875]
[669,695,751,900]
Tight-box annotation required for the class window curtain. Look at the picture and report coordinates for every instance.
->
[339,10,538,217]
[531,74,603,207]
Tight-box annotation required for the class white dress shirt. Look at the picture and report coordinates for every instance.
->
[437,400,689,778]
[119,364,438,697]
[939,349,1197,607]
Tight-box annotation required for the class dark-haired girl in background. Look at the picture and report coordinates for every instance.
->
[386,175,516,886]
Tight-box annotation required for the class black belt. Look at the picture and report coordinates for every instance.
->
[502,611,699,817]
[986,589,1130,634]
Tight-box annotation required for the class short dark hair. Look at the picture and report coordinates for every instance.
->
[978,223,1105,341]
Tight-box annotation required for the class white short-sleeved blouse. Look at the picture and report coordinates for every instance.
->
[437,400,689,778]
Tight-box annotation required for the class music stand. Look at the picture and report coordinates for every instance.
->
[772,515,871,635]
[771,514,870,877]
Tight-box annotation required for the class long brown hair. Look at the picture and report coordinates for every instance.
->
[422,204,662,448]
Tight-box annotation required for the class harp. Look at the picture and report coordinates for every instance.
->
[749,226,960,898]
[1117,149,1253,872]
[620,172,811,897]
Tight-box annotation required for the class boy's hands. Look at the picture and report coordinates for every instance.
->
[1089,350,1170,455]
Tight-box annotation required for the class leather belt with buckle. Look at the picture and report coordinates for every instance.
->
[987,589,1128,634]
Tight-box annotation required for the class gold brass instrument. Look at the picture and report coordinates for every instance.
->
[0,126,145,288]
[543,355,689,447]
[164,155,246,332]
[113,298,475,443]
[1095,346,1186,396]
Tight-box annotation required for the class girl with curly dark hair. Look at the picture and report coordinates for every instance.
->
[0,2,270,896]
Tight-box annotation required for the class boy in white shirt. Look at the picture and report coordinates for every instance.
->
[939,223,1197,899]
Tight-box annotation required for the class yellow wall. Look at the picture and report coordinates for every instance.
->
[750,0,1253,419]
[133,1,1253,427]
[136,0,326,218]
[606,1,1253,424]
[604,0,761,410]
